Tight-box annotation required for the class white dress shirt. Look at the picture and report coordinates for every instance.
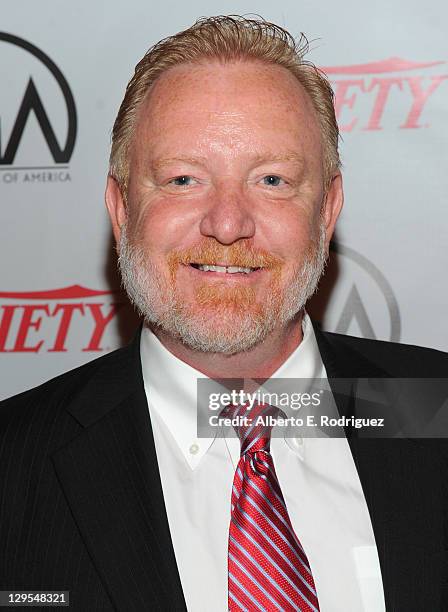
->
[140,313,385,611]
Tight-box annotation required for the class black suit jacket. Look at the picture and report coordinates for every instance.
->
[1,325,447,611]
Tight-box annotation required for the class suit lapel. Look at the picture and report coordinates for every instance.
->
[51,331,186,611]
[312,324,391,591]
[313,324,447,611]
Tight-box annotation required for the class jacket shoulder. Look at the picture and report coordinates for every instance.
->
[0,343,135,437]
[323,331,448,377]
[0,339,142,519]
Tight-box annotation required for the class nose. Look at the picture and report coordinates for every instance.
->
[199,181,256,245]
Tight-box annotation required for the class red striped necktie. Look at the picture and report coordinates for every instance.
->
[227,402,320,611]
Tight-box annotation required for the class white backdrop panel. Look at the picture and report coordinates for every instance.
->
[1,0,446,399]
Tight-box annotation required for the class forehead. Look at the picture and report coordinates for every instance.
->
[132,60,322,160]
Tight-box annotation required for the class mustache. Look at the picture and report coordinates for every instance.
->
[167,240,284,270]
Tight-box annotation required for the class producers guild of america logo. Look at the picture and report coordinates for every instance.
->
[0,33,77,184]
[308,243,401,342]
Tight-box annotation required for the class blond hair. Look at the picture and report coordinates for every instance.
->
[109,15,340,193]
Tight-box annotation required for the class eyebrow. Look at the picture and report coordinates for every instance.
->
[151,157,208,171]
[151,153,305,171]
[249,152,305,166]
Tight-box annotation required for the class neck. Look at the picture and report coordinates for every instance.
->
[148,311,305,380]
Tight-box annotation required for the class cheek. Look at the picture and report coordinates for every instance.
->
[262,207,317,261]
[128,197,200,254]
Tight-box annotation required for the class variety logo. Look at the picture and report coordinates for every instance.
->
[0,32,77,182]
[0,285,126,352]
[308,243,401,342]
[321,57,447,131]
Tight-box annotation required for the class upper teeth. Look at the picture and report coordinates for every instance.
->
[197,264,256,274]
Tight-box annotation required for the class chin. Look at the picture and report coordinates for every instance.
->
[169,306,279,354]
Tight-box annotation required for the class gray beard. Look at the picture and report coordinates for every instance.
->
[118,225,327,354]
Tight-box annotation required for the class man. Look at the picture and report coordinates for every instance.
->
[1,15,447,612]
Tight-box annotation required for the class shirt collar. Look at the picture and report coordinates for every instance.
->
[140,312,327,469]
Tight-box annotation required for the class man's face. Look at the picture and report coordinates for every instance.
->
[108,60,342,353]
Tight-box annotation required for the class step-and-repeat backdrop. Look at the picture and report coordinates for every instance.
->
[1,1,446,399]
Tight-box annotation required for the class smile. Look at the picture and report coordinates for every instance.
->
[189,264,260,274]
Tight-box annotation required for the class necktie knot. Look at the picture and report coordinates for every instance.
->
[225,401,279,456]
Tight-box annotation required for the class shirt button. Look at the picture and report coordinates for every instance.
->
[295,437,303,447]
[189,443,199,455]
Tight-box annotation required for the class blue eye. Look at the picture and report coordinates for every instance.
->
[170,176,194,186]
[262,175,283,187]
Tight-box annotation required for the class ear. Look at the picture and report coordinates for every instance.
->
[105,175,127,245]
[321,173,344,254]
